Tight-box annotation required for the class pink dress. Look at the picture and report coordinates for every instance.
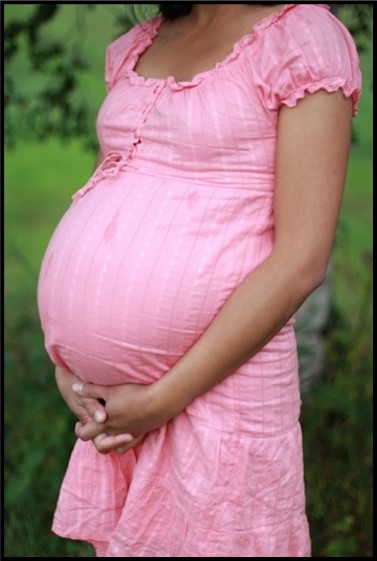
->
[37,4,361,557]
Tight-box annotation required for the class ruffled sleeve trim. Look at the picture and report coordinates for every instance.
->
[281,77,361,117]
[253,5,362,117]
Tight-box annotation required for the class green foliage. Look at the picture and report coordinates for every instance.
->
[301,279,373,557]
[4,306,95,557]
[3,3,158,150]
[4,4,91,148]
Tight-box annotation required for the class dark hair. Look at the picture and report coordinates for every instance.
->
[158,3,282,20]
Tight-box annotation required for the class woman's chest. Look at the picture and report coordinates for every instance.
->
[134,34,238,84]
[97,73,277,174]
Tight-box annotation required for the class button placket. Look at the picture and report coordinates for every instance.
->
[129,83,165,161]
[72,85,165,202]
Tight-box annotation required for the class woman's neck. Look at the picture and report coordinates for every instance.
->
[190,4,256,26]
[189,4,282,29]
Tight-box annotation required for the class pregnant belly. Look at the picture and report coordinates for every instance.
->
[37,171,273,385]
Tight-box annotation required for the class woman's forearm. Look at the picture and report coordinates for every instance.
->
[151,250,325,419]
[72,248,327,441]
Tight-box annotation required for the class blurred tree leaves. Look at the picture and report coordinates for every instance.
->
[4,3,372,149]
[4,4,91,148]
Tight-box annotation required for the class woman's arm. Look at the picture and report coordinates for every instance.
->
[154,89,353,416]
[74,90,353,446]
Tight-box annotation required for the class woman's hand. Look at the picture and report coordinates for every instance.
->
[55,366,108,425]
[55,367,136,454]
[72,381,169,453]
[92,433,145,455]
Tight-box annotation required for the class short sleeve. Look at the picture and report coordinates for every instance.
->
[105,25,143,92]
[260,5,362,116]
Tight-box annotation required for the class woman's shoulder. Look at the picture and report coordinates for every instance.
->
[105,18,159,91]
[106,17,160,54]
[261,3,361,82]
[270,4,357,52]
[285,3,334,23]
[106,23,143,59]
[252,4,361,115]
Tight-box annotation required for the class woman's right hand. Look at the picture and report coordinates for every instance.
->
[55,366,108,425]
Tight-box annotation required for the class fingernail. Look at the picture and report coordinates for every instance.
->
[72,383,84,393]
[94,410,106,423]
[123,434,134,443]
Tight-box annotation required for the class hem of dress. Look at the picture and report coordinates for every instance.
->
[52,523,111,545]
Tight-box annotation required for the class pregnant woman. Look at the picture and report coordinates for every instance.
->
[37,3,361,557]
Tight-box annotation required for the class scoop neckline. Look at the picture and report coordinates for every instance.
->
[125,4,330,90]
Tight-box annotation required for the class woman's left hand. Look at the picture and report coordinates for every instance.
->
[73,381,167,453]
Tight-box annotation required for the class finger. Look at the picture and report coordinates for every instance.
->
[75,420,104,441]
[72,382,108,402]
[93,433,135,455]
[115,435,144,454]
[80,397,108,423]
[75,420,135,445]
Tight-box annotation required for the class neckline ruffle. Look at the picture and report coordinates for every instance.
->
[125,4,330,91]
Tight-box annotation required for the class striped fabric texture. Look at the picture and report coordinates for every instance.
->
[37,4,361,557]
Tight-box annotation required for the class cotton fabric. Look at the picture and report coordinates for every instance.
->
[37,4,361,557]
